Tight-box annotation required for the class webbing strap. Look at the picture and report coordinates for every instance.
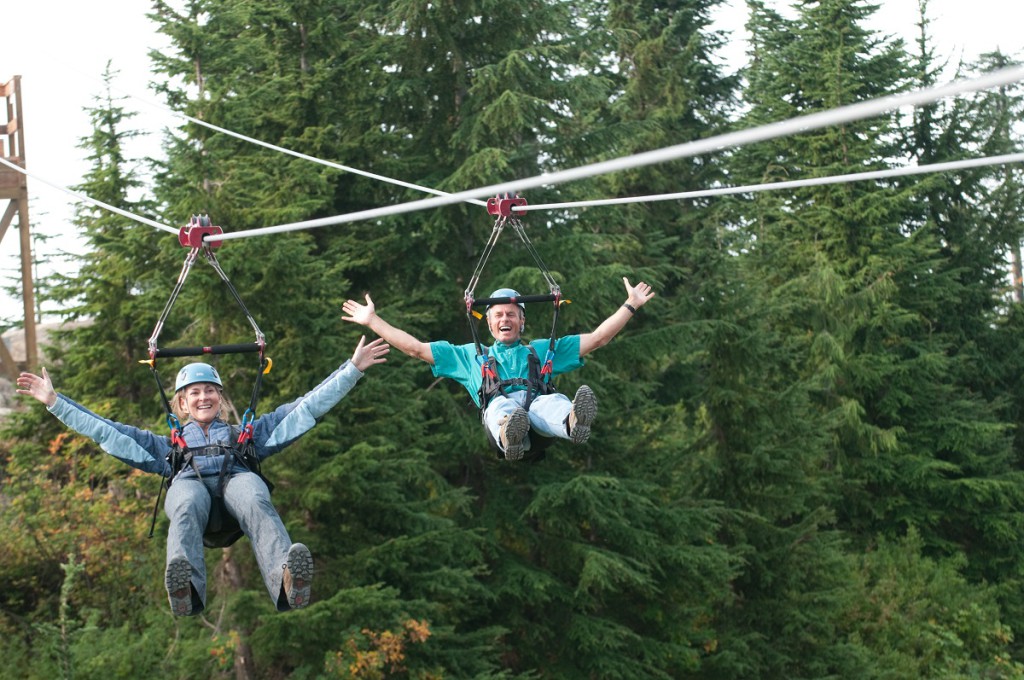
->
[202,248,265,349]
[464,210,561,356]
[148,248,200,357]
[478,345,554,413]
[508,217,559,293]
[238,356,270,447]
[464,213,560,305]
[465,216,507,308]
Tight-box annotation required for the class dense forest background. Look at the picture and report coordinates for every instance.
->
[3,0,1024,677]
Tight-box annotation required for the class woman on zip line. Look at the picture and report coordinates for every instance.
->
[16,334,389,616]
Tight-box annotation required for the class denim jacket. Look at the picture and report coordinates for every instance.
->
[48,361,365,481]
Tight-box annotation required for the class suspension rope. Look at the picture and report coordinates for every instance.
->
[465,219,508,300]
[514,152,1024,212]
[147,247,200,352]
[508,218,559,293]
[0,157,178,235]
[88,73,489,207]
[464,212,560,301]
[205,65,1024,243]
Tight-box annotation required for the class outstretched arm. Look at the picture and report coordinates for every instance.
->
[578,277,656,357]
[256,334,391,453]
[18,368,171,475]
[342,293,435,365]
[16,368,57,408]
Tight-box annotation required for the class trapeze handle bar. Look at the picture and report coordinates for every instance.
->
[471,293,558,308]
[151,342,264,358]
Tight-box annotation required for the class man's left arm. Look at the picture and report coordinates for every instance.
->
[578,277,655,357]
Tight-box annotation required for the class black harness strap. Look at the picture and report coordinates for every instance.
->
[478,344,554,412]
[147,361,188,540]
[477,344,558,461]
[153,424,274,549]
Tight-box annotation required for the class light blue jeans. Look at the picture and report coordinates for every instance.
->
[484,391,572,453]
[164,471,292,611]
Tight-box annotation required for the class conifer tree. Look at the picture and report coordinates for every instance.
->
[715,0,1024,675]
[866,14,1024,614]
[229,0,741,675]
[959,49,1024,647]
[12,0,1024,676]
[46,66,165,413]
[706,0,921,675]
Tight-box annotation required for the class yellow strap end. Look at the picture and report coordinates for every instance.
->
[263,357,273,375]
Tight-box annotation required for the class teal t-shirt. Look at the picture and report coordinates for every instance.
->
[430,335,584,407]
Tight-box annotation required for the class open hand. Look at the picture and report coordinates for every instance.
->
[351,335,390,372]
[16,368,57,408]
[623,278,656,309]
[342,294,376,327]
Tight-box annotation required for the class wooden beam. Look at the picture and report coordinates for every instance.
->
[15,195,36,369]
[0,75,35,369]
[0,333,18,381]
[0,200,17,245]
[0,162,24,199]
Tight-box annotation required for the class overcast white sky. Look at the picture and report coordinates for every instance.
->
[1,0,1021,324]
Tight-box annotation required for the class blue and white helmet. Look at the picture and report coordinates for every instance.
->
[175,362,223,391]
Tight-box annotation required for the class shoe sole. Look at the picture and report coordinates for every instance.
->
[570,386,597,445]
[285,544,314,609]
[502,408,530,461]
[165,556,193,617]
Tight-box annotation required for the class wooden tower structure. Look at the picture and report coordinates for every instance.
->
[0,75,37,378]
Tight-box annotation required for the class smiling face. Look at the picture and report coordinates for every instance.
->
[178,381,223,427]
[487,302,525,344]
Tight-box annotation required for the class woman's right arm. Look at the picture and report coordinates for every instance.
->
[18,369,171,476]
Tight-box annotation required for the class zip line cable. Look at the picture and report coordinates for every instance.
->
[515,152,1024,212]
[206,64,1024,243]
[0,157,178,235]
[11,147,1024,239]
[84,70,489,208]
[160,108,491,208]
[7,65,1024,241]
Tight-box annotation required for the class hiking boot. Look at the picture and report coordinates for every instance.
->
[499,407,530,461]
[283,543,314,609]
[165,555,194,617]
[567,385,597,444]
